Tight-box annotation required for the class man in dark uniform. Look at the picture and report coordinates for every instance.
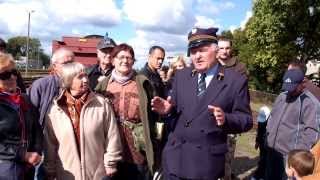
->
[140,45,166,97]
[88,33,116,90]
[151,27,253,180]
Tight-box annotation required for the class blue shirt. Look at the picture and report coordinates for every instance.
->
[197,63,219,88]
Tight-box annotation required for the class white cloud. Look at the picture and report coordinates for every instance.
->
[0,19,9,34]
[123,0,195,34]
[195,0,236,16]
[46,0,121,26]
[228,25,237,32]
[194,15,221,29]
[240,11,252,29]
[128,30,188,69]
[224,2,236,9]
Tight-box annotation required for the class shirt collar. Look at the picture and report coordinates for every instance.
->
[199,63,219,77]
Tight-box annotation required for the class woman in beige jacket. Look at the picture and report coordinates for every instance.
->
[44,62,122,180]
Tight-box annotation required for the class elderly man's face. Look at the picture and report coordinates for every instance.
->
[97,48,113,70]
[190,44,218,73]
[53,51,74,75]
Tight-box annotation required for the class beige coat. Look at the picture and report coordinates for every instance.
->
[44,91,122,180]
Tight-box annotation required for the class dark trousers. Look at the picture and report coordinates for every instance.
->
[34,162,45,180]
[265,147,287,180]
[106,162,151,180]
[253,143,267,179]
[0,160,34,180]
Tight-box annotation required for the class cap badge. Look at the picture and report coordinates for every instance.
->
[191,28,197,34]
[285,78,292,83]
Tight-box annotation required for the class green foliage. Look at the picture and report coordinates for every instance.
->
[243,0,320,93]
[7,36,50,67]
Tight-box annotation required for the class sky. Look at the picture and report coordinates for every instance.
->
[0,0,253,68]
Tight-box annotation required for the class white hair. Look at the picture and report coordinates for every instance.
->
[60,62,86,88]
[51,48,74,64]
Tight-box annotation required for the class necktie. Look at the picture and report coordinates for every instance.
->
[197,73,206,97]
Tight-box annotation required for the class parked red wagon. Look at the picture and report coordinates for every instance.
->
[52,34,103,66]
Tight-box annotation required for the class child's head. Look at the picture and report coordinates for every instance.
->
[286,149,315,178]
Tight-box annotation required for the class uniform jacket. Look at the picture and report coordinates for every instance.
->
[0,93,42,162]
[28,75,60,127]
[95,72,160,173]
[44,91,122,180]
[163,65,252,179]
[266,90,320,155]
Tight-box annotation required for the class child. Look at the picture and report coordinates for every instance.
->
[286,149,315,180]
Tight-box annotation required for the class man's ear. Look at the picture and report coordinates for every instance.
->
[292,168,301,178]
[286,166,294,177]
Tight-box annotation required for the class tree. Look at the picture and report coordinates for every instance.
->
[245,0,320,92]
[6,36,50,67]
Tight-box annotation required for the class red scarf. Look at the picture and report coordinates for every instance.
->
[0,90,29,111]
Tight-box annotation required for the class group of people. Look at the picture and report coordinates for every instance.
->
[0,25,319,180]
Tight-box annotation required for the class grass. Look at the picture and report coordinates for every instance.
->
[236,130,259,158]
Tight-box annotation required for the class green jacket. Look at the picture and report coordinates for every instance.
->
[95,71,160,173]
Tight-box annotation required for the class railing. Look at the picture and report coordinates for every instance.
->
[20,69,49,87]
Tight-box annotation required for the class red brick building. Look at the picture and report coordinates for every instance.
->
[52,35,103,66]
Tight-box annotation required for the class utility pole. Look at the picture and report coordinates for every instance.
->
[25,10,34,74]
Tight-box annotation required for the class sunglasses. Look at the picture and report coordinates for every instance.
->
[0,69,18,80]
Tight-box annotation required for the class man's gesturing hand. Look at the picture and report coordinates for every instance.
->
[208,105,225,126]
[151,96,174,115]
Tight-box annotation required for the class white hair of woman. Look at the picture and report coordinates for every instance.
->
[60,62,86,88]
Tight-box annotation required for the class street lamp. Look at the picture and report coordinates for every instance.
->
[25,10,35,74]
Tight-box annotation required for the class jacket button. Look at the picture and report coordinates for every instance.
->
[184,122,191,127]
[196,145,202,149]
[200,129,205,133]
[182,139,186,144]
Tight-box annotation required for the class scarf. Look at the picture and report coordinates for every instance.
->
[62,90,89,156]
[110,69,134,85]
[0,89,29,147]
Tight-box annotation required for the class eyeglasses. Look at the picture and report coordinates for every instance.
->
[0,69,18,80]
[116,55,133,61]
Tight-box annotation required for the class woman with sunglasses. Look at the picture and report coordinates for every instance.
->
[0,53,43,180]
